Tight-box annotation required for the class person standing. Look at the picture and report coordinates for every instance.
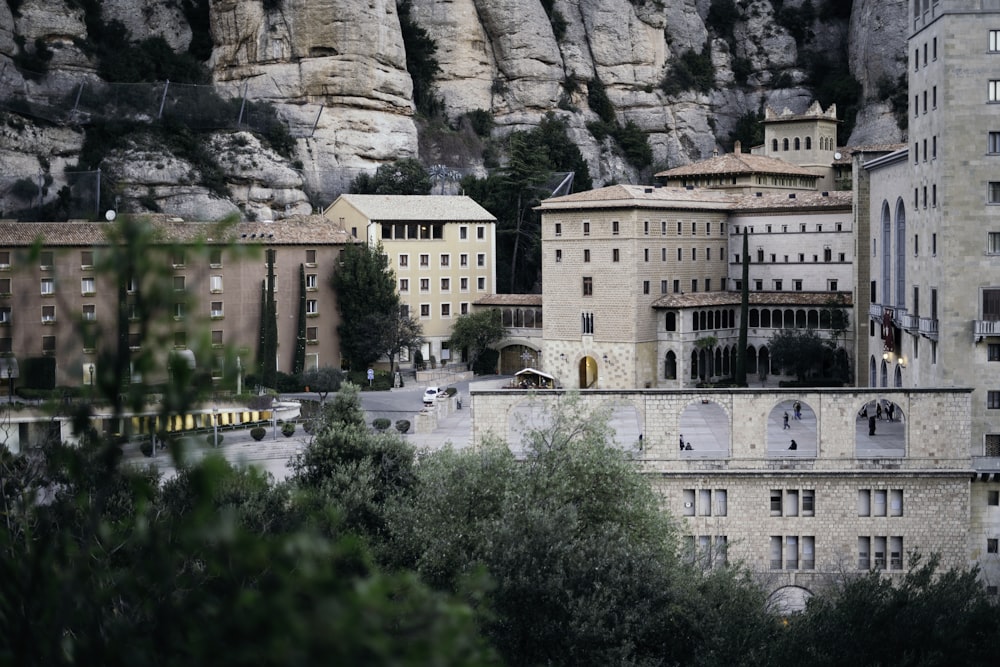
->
[783,411,790,429]
[876,403,883,420]
[793,401,802,420]
[869,415,877,436]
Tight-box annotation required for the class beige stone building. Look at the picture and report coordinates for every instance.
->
[324,194,496,366]
[0,216,354,389]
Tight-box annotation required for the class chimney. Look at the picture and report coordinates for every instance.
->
[734,140,742,154]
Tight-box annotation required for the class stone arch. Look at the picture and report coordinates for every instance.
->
[679,400,730,457]
[761,309,772,328]
[665,311,677,331]
[498,343,540,375]
[796,309,807,328]
[805,136,812,150]
[773,309,783,328]
[784,309,795,327]
[746,345,758,375]
[749,309,760,327]
[894,365,903,387]
[608,402,644,452]
[768,399,817,456]
[783,137,789,150]
[501,308,513,327]
[881,200,892,303]
[767,585,814,615]
[758,347,770,378]
[855,398,906,457]
[721,345,731,376]
[794,137,801,150]
[579,356,598,388]
[807,309,819,329]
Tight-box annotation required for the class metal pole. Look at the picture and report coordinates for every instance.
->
[158,79,170,119]
[236,81,248,127]
[213,408,219,447]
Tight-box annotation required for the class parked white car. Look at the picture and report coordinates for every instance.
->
[423,386,441,406]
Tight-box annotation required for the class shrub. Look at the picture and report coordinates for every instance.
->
[466,109,494,137]
[302,419,316,434]
[281,422,295,437]
[444,387,457,397]
[10,177,39,201]
[140,441,154,457]
[250,426,267,441]
[661,44,715,95]
[372,418,391,431]
[395,419,411,434]
[205,433,224,446]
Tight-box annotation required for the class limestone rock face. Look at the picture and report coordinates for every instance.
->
[0,0,908,220]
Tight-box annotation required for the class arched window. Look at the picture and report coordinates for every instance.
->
[513,309,524,327]
[524,309,535,328]
[807,309,819,329]
[895,198,907,308]
[880,359,888,387]
[700,311,707,330]
[881,200,892,304]
[761,309,772,327]
[502,309,513,327]
[692,312,699,331]
[870,356,877,387]
[772,138,779,151]
[794,137,801,150]
[805,136,812,150]
[796,310,807,328]
[894,365,903,388]
[666,311,677,331]
[691,351,699,379]
[784,309,795,328]
[783,138,789,151]
[749,309,760,327]
[665,351,677,379]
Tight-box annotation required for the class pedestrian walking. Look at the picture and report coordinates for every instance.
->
[869,415,877,436]
[793,401,802,420]
[783,411,790,429]
[876,403,883,420]
[679,434,684,451]
[888,403,895,421]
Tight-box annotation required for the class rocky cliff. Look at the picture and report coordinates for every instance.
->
[0,0,908,221]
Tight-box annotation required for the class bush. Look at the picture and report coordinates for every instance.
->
[10,177,39,201]
[372,418,391,431]
[466,109,494,137]
[205,433,224,446]
[395,419,411,434]
[661,44,715,95]
[302,419,316,434]
[444,387,457,397]
[281,422,295,437]
[250,426,267,441]
[140,441,153,457]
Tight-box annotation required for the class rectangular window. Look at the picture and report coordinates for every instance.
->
[794,279,802,291]
[773,279,783,291]
[991,30,1000,52]
[583,222,590,236]
[306,274,317,290]
[991,132,1000,155]
[691,279,698,293]
[582,277,593,296]
[41,278,54,295]
[399,278,409,293]
[210,275,223,293]
[306,249,316,265]
[477,253,486,267]
[858,536,870,570]
[555,249,562,263]
[584,249,591,262]
[991,80,1000,102]
[643,280,650,295]
[661,280,668,294]
[82,304,96,321]
[42,335,55,354]
[873,489,887,517]
[460,277,468,291]
[173,302,185,319]
[477,277,485,291]
[460,253,468,267]
[420,304,430,318]
[770,490,783,516]
[210,248,223,267]
[612,249,620,262]
[477,226,485,240]
[991,182,1000,203]
[581,312,594,334]
[41,305,55,323]
[460,302,469,315]
[802,490,815,516]
[661,221,667,235]
[673,279,679,293]
[802,536,815,570]
[554,223,561,237]
[460,226,468,240]
[683,489,696,516]
[441,278,450,292]
[399,254,409,268]
[306,299,318,315]
[644,248,649,262]
[0,306,12,324]
[440,254,450,267]
[677,248,682,261]
[441,303,451,317]
[171,251,185,268]
[890,489,904,516]
[420,278,430,292]
[989,391,1000,409]
[173,276,185,291]
[211,301,223,318]
[0,251,8,269]
[770,536,783,570]
[81,277,95,295]
[989,344,1000,361]
[307,326,319,343]
[419,254,429,267]
[988,490,1000,505]
[828,279,839,291]
[643,221,649,235]
[79,250,93,268]
[612,220,620,235]
[785,490,799,517]
[40,251,53,269]
[699,489,712,517]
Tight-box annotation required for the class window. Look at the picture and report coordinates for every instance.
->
[173,331,187,348]
[41,278,54,295]
[643,221,649,235]
[644,248,649,262]
[460,226,468,240]
[582,277,593,296]
[80,277,95,295]
[581,312,594,334]
[441,303,451,317]
[691,279,697,292]
[583,222,590,236]
[0,251,9,269]
[773,279,783,291]
[794,279,802,291]
[206,275,221,293]
[173,276,185,291]
[173,302,185,319]
[419,254,429,267]
[79,250,94,268]
[399,254,409,268]
[990,344,1000,361]
[555,249,562,263]
[82,304,95,321]
[420,304,430,318]
[441,278,450,292]
[209,248,223,267]
[306,274,317,290]
[770,490,783,516]
[306,299,318,315]
[460,277,468,291]
[399,278,409,293]
[754,279,763,290]
[612,249,620,262]
[991,132,1000,155]
[42,335,55,354]
[677,248,682,261]
[211,330,224,347]
[989,391,1000,409]
[40,251,53,269]
[440,254,450,267]
[991,80,1000,102]
[477,277,485,291]
[305,249,316,265]
[828,279,838,291]
[673,279,679,293]
[460,302,469,315]
[802,490,815,516]
[988,490,999,506]
[0,306,10,324]
[554,223,562,237]
[477,253,485,267]
[991,30,1000,52]
[661,280,668,294]
[41,305,55,323]
[661,248,666,261]
[460,253,468,267]
[0,337,9,354]
[988,539,999,554]
[477,226,485,240]
[419,278,430,292]
[643,281,650,295]
[171,251,185,268]
[211,301,223,318]
[612,220,620,235]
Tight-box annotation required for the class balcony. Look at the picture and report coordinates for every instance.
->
[899,312,919,332]
[974,320,1000,341]
[918,317,938,340]
[869,303,884,321]
[891,307,908,328]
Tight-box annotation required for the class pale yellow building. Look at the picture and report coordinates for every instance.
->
[324,194,496,366]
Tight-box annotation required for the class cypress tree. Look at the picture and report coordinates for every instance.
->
[259,248,278,388]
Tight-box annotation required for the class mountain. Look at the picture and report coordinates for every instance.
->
[0,0,907,221]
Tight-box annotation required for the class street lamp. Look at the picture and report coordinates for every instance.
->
[6,364,11,404]
[89,364,95,388]
[212,407,219,447]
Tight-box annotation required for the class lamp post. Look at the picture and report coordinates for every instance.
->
[6,364,11,404]
[89,364,95,388]
[213,407,219,448]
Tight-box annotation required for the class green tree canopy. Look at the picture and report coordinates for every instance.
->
[330,242,399,369]
[349,158,432,195]
[447,309,506,372]
[768,327,829,382]
[300,365,344,403]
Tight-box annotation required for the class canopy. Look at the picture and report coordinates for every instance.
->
[513,367,556,388]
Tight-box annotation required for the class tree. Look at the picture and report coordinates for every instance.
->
[349,158,432,195]
[300,365,344,403]
[374,306,424,375]
[448,309,505,372]
[258,248,278,388]
[293,263,307,375]
[768,327,829,382]
[331,242,399,370]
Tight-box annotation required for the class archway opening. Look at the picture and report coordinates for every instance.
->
[579,356,598,388]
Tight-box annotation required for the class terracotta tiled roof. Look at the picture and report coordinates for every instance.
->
[651,291,853,309]
[730,190,853,211]
[0,215,357,247]
[539,184,736,211]
[327,194,496,222]
[836,143,907,164]
[473,294,543,306]
[655,152,821,179]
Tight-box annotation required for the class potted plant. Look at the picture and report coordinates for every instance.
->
[372,417,391,431]
[281,422,295,437]
[250,426,267,441]
[395,419,411,434]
